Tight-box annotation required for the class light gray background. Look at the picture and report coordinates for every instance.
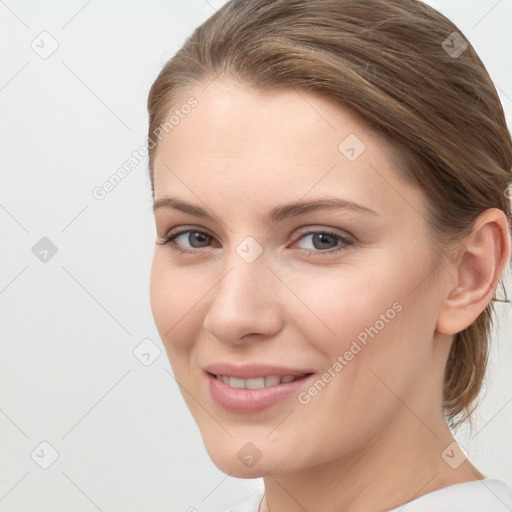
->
[0,1,511,511]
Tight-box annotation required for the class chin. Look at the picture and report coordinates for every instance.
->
[203,437,301,478]
[205,447,266,477]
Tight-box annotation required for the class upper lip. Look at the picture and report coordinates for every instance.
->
[204,362,314,379]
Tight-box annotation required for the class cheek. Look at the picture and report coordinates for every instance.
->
[286,265,401,349]
[287,273,434,455]
[149,254,205,354]
[288,257,436,373]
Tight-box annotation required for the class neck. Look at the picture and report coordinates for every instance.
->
[259,410,484,512]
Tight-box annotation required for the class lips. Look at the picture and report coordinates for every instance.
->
[213,374,308,389]
[204,362,315,413]
[204,362,313,379]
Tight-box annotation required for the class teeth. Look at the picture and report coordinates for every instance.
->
[216,374,305,389]
[265,375,280,387]
[229,377,246,389]
[246,377,265,389]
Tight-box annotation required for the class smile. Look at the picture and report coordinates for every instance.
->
[206,370,315,414]
[211,373,309,389]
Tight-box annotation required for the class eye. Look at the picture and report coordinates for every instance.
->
[156,226,354,257]
[291,229,354,256]
[156,228,216,255]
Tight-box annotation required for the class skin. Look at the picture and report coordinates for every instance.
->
[149,78,510,512]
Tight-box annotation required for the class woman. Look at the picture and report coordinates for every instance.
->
[146,0,512,510]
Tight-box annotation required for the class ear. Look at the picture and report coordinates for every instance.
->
[436,208,511,335]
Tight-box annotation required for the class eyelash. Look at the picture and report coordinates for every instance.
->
[156,227,355,257]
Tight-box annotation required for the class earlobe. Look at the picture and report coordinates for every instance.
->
[436,208,511,336]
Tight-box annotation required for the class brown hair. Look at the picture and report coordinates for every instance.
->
[147,0,512,429]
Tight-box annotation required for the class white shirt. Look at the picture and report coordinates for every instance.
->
[222,478,512,511]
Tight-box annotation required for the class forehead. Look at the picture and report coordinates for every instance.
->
[152,79,426,224]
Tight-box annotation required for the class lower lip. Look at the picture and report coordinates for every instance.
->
[207,372,315,414]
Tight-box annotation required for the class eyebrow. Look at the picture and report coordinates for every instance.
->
[152,196,378,224]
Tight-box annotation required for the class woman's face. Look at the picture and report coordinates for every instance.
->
[149,79,451,477]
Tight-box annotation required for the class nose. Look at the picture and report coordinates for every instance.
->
[202,253,284,345]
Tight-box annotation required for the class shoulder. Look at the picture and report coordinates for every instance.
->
[387,478,512,511]
[219,479,512,512]
[221,488,265,512]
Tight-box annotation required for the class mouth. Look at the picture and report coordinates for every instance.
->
[208,372,313,389]
[205,367,316,414]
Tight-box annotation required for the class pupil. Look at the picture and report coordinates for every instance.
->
[190,232,208,248]
[314,233,336,250]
